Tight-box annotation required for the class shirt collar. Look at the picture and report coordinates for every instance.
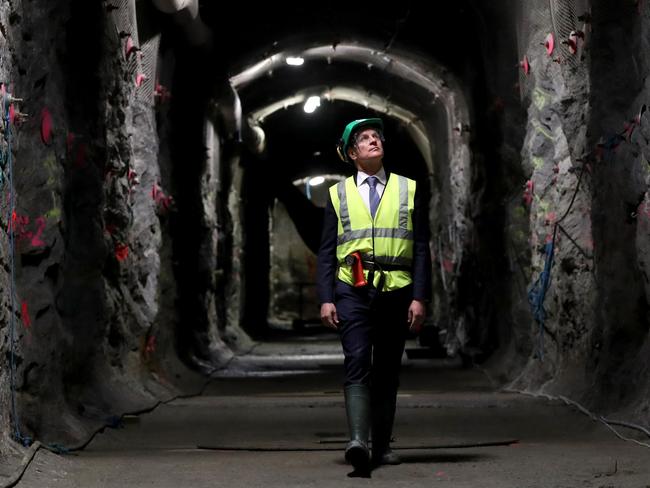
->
[356,167,387,187]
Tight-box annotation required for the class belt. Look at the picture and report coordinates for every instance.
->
[343,255,411,273]
[361,261,411,272]
[342,255,411,294]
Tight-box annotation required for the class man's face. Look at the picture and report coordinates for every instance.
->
[349,128,384,162]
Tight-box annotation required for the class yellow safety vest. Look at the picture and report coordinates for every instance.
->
[329,173,416,291]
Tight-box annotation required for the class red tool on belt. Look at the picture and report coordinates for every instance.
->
[346,251,367,287]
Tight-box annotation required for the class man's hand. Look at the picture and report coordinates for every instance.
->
[320,303,339,329]
[407,299,426,334]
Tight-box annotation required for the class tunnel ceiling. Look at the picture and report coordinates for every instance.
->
[236,59,433,115]
[195,1,485,181]
[199,1,483,77]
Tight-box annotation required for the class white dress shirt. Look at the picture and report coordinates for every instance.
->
[356,167,387,214]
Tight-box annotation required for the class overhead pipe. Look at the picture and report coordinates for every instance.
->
[151,0,197,16]
[208,81,265,155]
[242,117,265,155]
[151,0,211,47]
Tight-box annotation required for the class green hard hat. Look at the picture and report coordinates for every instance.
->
[336,118,384,162]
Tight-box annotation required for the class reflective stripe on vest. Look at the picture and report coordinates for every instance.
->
[337,228,413,246]
[329,173,416,291]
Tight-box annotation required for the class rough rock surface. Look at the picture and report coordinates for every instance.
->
[0,1,209,459]
[480,0,650,428]
[0,0,19,458]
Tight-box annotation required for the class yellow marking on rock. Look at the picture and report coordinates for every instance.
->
[532,88,550,110]
[513,207,527,219]
[532,119,553,140]
[43,152,57,171]
[44,191,61,219]
[538,199,550,213]
[45,207,61,219]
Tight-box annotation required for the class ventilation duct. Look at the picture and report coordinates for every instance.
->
[151,0,211,47]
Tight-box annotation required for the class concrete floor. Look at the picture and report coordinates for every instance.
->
[14,330,650,487]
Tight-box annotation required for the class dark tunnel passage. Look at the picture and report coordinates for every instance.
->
[241,104,430,337]
[2,0,650,485]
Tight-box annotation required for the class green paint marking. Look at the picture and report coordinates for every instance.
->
[532,88,549,110]
[45,207,61,219]
[43,152,57,172]
[533,120,553,140]
[532,156,545,169]
[642,153,650,171]
[538,199,550,213]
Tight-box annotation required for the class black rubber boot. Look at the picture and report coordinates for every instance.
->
[344,384,371,471]
[371,393,401,466]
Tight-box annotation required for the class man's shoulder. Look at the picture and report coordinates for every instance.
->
[327,178,351,200]
[387,172,416,184]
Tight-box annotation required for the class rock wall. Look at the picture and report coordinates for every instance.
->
[0,0,20,456]
[487,0,597,395]
[268,183,330,328]
[479,0,650,424]
[586,0,650,418]
[0,0,214,456]
[0,0,76,450]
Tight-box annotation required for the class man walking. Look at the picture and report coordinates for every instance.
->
[317,118,432,472]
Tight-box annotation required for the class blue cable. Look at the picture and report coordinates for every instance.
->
[0,147,5,188]
[527,227,556,362]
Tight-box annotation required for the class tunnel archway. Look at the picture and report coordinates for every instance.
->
[213,37,475,349]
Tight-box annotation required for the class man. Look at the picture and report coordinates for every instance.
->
[317,117,432,472]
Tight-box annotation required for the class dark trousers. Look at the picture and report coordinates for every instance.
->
[335,280,411,395]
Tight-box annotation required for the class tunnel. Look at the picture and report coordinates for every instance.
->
[1,0,650,485]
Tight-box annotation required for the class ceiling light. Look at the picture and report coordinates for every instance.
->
[286,56,304,66]
[308,176,325,186]
[303,96,321,114]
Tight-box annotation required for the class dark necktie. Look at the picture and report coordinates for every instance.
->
[367,176,380,218]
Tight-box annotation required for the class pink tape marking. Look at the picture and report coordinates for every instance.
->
[21,300,31,329]
[41,108,52,144]
[31,216,46,247]
[135,73,147,87]
[145,335,156,356]
[115,243,129,261]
